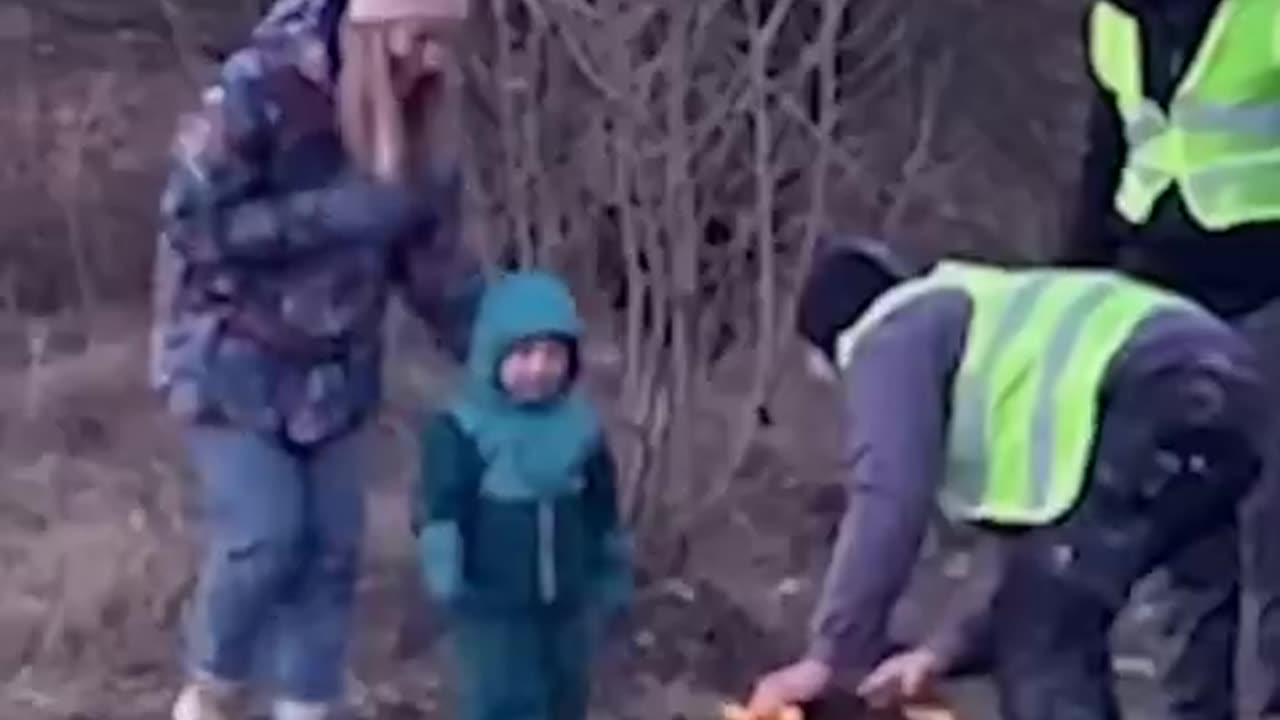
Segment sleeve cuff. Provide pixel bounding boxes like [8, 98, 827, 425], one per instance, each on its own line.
[805, 635, 840, 666]
[920, 632, 963, 673]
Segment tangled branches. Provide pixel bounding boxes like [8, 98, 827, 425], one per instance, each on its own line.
[457, 0, 1087, 569]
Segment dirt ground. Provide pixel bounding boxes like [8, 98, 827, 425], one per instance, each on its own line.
[0, 312, 841, 720]
[0, 312, 1187, 720]
[12, 295, 1278, 720]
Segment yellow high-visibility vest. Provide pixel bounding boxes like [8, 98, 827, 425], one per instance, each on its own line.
[837, 262, 1195, 525]
[1088, 0, 1280, 231]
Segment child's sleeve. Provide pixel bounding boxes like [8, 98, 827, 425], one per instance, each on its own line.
[415, 412, 479, 605]
[583, 439, 633, 613]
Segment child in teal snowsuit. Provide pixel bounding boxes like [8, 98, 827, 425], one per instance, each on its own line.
[415, 270, 632, 720]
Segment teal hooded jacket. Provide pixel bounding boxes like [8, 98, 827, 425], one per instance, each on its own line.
[415, 271, 632, 614]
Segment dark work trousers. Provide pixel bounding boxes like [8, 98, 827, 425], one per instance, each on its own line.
[1239, 305, 1280, 718]
[990, 359, 1264, 720]
[1142, 305, 1280, 720]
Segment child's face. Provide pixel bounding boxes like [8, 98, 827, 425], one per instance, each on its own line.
[498, 336, 573, 404]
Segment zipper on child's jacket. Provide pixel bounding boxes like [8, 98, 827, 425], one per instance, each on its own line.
[538, 501, 557, 603]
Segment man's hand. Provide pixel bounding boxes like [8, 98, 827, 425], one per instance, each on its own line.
[857, 648, 941, 709]
[747, 659, 832, 717]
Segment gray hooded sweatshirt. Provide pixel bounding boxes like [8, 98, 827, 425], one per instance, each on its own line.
[807, 284, 1262, 675]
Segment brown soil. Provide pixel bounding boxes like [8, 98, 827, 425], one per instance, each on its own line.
[0, 313, 1183, 720]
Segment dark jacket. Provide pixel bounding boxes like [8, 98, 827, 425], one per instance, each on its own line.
[418, 414, 627, 613]
[1065, 0, 1280, 319]
[151, 0, 484, 445]
[415, 272, 631, 615]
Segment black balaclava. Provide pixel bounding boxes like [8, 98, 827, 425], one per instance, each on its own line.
[796, 236, 915, 363]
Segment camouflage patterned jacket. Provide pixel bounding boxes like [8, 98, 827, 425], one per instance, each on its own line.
[150, 0, 483, 445]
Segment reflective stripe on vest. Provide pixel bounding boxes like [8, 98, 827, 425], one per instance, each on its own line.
[837, 262, 1193, 525]
[1088, 0, 1280, 231]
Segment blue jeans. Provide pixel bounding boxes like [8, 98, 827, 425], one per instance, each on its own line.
[183, 425, 368, 703]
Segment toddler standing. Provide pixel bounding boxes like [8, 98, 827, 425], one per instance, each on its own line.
[415, 271, 632, 720]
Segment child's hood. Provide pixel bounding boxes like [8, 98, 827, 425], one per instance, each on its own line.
[452, 271, 599, 496]
[464, 271, 584, 393]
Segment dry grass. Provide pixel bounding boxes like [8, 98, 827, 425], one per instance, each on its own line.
[0, 323, 847, 718]
[0, 3, 214, 316]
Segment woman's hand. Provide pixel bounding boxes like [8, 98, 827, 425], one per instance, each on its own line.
[746, 659, 832, 718]
[856, 648, 941, 709]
